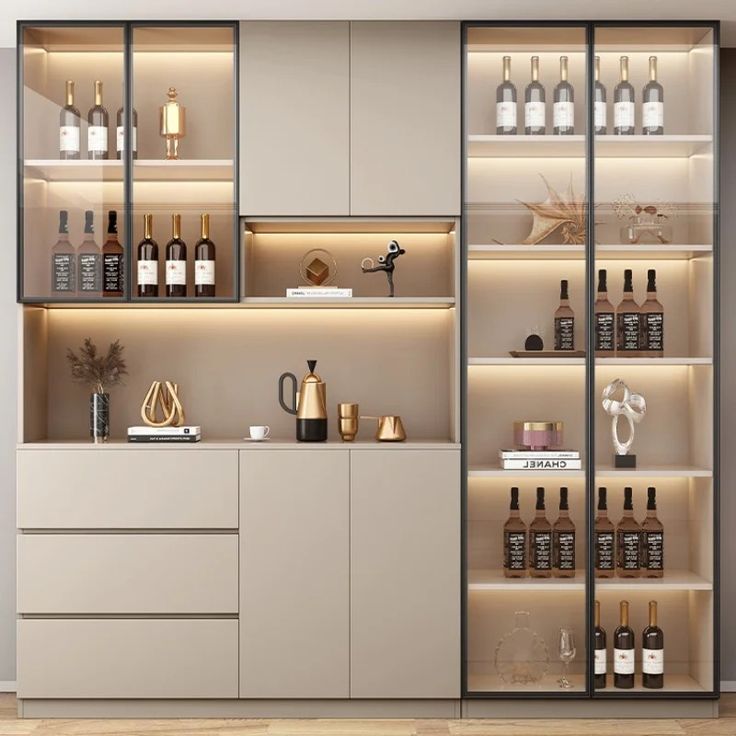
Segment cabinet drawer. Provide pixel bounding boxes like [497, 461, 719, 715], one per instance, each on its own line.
[17, 619, 238, 698]
[17, 449, 238, 529]
[18, 534, 238, 614]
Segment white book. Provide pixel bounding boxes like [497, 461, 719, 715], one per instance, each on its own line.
[499, 449, 580, 460]
[127, 425, 201, 436]
[502, 458, 582, 471]
[286, 288, 353, 298]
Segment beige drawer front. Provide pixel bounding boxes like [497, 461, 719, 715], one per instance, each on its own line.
[17, 618, 238, 698]
[17, 449, 238, 529]
[18, 533, 238, 614]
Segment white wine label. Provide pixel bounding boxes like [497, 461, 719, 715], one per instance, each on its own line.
[614, 648, 635, 675]
[642, 648, 664, 675]
[59, 126, 80, 153]
[116, 126, 138, 153]
[617, 529, 640, 571]
[525, 101, 545, 129]
[166, 260, 186, 286]
[614, 101, 635, 130]
[87, 125, 108, 153]
[643, 530, 664, 570]
[195, 260, 216, 286]
[595, 312, 615, 352]
[554, 530, 575, 570]
[504, 530, 526, 571]
[644, 313, 664, 352]
[553, 101, 574, 129]
[137, 260, 158, 286]
[530, 530, 552, 571]
[594, 101, 607, 129]
[78, 253, 101, 292]
[595, 530, 614, 571]
[555, 316, 575, 351]
[496, 101, 517, 129]
[617, 311, 640, 351]
[642, 101, 664, 129]
[594, 649, 607, 675]
[52, 253, 76, 292]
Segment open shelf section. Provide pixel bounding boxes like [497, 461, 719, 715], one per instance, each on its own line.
[596, 570, 712, 592]
[469, 569, 584, 591]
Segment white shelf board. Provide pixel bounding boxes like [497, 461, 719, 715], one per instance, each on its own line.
[25, 159, 123, 181]
[469, 569, 585, 591]
[24, 159, 233, 182]
[468, 244, 585, 260]
[595, 674, 708, 694]
[470, 357, 585, 366]
[469, 465, 585, 479]
[597, 244, 713, 260]
[240, 297, 455, 309]
[467, 671, 586, 694]
[596, 357, 712, 366]
[596, 465, 712, 478]
[596, 570, 712, 591]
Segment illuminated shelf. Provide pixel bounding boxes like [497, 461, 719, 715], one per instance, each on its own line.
[24, 159, 233, 182]
[24, 159, 122, 181]
[469, 466, 585, 479]
[596, 357, 712, 366]
[594, 674, 708, 694]
[468, 244, 585, 260]
[470, 357, 585, 366]
[596, 465, 712, 478]
[596, 570, 712, 591]
[240, 297, 455, 309]
[467, 672, 586, 694]
[597, 244, 713, 260]
[469, 569, 585, 591]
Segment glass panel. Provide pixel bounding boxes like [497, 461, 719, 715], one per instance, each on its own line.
[464, 25, 589, 695]
[592, 25, 715, 695]
[131, 24, 237, 301]
[22, 25, 126, 301]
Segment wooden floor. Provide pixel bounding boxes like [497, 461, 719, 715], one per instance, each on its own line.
[1, 694, 735, 735]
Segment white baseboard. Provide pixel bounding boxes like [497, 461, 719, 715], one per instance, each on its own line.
[0, 681, 15, 693]
[721, 681, 736, 692]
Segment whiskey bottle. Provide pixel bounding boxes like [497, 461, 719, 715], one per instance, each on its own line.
[77, 210, 102, 295]
[59, 80, 81, 160]
[553, 486, 575, 577]
[640, 487, 664, 578]
[642, 56, 664, 135]
[616, 487, 641, 578]
[553, 56, 575, 135]
[524, 56, 546, 135]
[496, 56, 517, 135]
[165, 213, 187, 298]
[87, 80, 109, 160]
[640, 269, 664, 357]
[51, 209, 76, 294]
[102, 210, 124, 298]
[136, 213, 159, 298]
[554, 279, 575, 351]
[594, 599, 607, 689]
[614, 600, 635, 689]
[594, 487, 615, 578]
[642, 600, 664, 689]
[503, 487, 527, 578]
[194, 213, 216, 298]
[616, 269, 641, 356]
[614, 56, 635, 135]
[594, 268, 615, 356]
[529, 487, 552, 578]
[594, 56, 607, 135]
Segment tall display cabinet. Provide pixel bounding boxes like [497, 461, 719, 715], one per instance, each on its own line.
[463, 21, 718, 703]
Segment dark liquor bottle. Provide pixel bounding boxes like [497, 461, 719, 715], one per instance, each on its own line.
[594, 599, 607, 689]
[642, 56, 664, 135]
[640, 269, 664, 357]
[529, 487, 552, 578]
[165, 213, 187, 298]
[553, 486, 575, 578]
[102, 210, 124, 298]
[642, 600, 664, 689]
[614, 56, 635, 135]
[51, 209, 76, 294]
[524, 56, 545, 135]
[595, 487, 615, 578]
[137, 213, 159, 298]
[77, 210, 101, 295]
[616, 487, 641, 578]
[594, 269, 615, 357]
[554, 279, 575, 351]
[614, 599, 635, 689]
[553, 56, 574, 135]
[59, 80, 81, 160]
[616, 269, 641, 356]
[496, 56, 517, 135]
[87, 80, 109, 160]
[116, 100, 138, 160]
[194, 213, 216, 298]
[640, 487, 664, 578]
[594, 56, 607, 135]
[503, 487, 527, 578]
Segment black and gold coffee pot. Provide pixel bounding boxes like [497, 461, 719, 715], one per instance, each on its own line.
[278, 360, 328, 442]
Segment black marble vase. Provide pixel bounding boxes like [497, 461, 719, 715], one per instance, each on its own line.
[90, 392, 110, 443]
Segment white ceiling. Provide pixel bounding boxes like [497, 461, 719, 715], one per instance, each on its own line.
[4, 0, 736, 47]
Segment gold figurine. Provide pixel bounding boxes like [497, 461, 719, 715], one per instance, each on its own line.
[160, 87, 186, 160]
[140, 380, 185, 427]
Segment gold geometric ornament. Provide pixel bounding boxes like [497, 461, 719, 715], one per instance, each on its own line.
[520, 174, 587, 245]
[140, 381, 185, 428]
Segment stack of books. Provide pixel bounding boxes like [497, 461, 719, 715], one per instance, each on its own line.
[127, 426, 201, 443]
[286, 288, 353, 298]
[499, 449, 581, 471]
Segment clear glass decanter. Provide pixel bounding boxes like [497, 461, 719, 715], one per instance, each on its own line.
[494, 610, 550, 686]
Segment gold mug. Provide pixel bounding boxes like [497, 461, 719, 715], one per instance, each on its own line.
[338, 403, 359, 442]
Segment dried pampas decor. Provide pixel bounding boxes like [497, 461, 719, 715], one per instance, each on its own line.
[520, 174, 587, 245]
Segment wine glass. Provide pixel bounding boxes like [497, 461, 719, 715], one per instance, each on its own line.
[558, 627, 576, 689]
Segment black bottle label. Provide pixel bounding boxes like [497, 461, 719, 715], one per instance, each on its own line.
[618, 312, 640, 351]
[504, 530, 527, 571]
[555, 316, 575, 351]
[595, 531, 614, 570]
[642, 530, 664, 570]
[595, 312, 614, 351]
[103, 253, 124, 293]
[78, 253, 101, 292]
[530, 530, 552, 570]
[617, 530, 640, 570]
[644, 313, 664, 351]
[52, 254, 76, 292]
[553, 530, 575, 570]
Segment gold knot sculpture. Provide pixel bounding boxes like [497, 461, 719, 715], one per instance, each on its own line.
[140, 381, 185, 428]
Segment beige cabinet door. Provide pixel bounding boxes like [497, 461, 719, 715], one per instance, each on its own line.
[350, 449, 461, 698]
[350, 22, 461, 216]
[240, 22, 350, 215]
[240, 449, 350, 697]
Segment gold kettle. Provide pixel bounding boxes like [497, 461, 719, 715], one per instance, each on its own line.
[279, 360, 328, 442]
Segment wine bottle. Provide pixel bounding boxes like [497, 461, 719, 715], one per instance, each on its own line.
[614, 56, 635, 135]
[642, 56, 664, 135]
[51, 209, 76, 294]
[616, 487, 641, 578]
[165, 213, 187, 298]
[614, 600, 635, 689]
[529, 487, 552, 578]
[640, 269, 664, 357]
[552, 486, 575, 578]
[594, 269, 615, 357]
[594, 487, 615, 578]
[496, 56, 517, 135]
[59, 80, 81, 160]
[594, 599, 607, 689]
[553, 56, 574, 135]
[554, 279, 575, 351]
[87, 80, 109, 160]
[616, 269, 641, 356]
[194, 213, 216, 298]
[640, 487, 664, 578]
[137, 214, 159, 298]
[116, 99, 138, 160]
[503, 487, 527, 578]
[524, 56, 546, 135]
[77, 210, 101, 295]
[594, 56, 607, 135]
[642, 600, 664, 689]
[102, 210, 124, 298]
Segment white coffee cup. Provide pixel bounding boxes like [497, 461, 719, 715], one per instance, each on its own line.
[249, 425, 270, 441]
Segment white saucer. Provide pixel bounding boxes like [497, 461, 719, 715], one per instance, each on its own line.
[243, 437, 270, 442]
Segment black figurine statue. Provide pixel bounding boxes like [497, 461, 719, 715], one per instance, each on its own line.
[360, 239, 406, 297]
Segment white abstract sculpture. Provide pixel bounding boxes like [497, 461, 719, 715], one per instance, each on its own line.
[601, 378, 646, 466]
